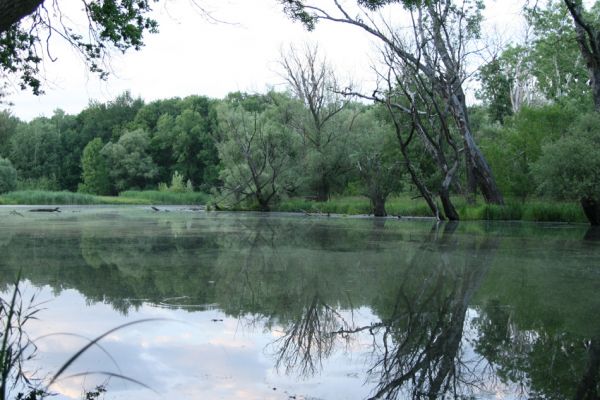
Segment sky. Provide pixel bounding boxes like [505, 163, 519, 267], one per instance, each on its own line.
[3, 0, 525, 121]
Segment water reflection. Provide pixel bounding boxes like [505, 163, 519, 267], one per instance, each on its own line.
[271, 221, 501, 399]
[0, 208, 599, 399]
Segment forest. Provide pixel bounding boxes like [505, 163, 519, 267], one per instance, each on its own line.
[0, 0, 599, 225]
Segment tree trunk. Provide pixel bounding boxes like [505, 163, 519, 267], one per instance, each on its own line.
[450, 91, 504, 205]
[581, 196, 600, 226]
[464, 137, 477, 205]
[564, 0, 600, 112]
[398, 144, 444, 220]
[439, 189, 459, 221]
[315, 177, 329, 202]
[371, 194, 387, 217]
[0, 0, 43, 33]
[257, 197, 270, 212]
[592, 68, 600, 113]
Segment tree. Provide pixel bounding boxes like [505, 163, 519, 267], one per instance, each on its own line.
[562, 0, 600, 111]
[280, 0, 505, 205]
[79, 138, 110, 195]
[1, 0, 158, 96]
[526, 1, 591, 104]
[350, 106, 403, 216]
[216, 92, 300, 211]
[101, 128, 158, 192]
[279, 44, 351, 201]
[0, 156, 16, 193]
[533, 113, 600, 225]
[171, 98, 220, 190]
[9, 116, 61, 188]
[480, 104, 577, 199]
[0, 110, 19, 158]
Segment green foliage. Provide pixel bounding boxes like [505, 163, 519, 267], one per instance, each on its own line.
[1, 1, 158, 96]
[216, 93, 300, 211]
[0, 157, 16, 194]
[533, 113, 600, 200]
[157, 171, 192, 193]
[9, 118, 61, 182]
[80, 138, 110, 195]
[101, 128, 158, 192]
[169, 171, 186, 193]
[0, 111, 19, 159]
[524, 0, 592, 104]
[480, 104, 578, 199]
[476, 50, 517, 123]
[350, 106, 404, 215]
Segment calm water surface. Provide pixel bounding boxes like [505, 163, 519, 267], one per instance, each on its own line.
[0, 206, 599, 399]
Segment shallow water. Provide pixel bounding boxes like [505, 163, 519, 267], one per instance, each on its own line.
[0, 206, 599, 399]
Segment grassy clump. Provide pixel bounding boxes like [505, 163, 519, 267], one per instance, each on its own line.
[118, 190, 209, 205]
[458, 199, 585, 223]
[0, 190, 99, 205]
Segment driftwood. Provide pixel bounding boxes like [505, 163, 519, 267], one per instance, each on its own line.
[28, 207, 60, 213]
[9, 210, 24, 217]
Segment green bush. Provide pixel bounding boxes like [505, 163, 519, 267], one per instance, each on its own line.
[0, 157, 17, 194]
[533, 113, 600, 201]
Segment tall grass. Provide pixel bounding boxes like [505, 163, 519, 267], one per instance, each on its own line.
[1, 274, 41, 399]
[0, 191, 99, 205]
[0, 190, 210, 206]
[458, 200, 586, 223]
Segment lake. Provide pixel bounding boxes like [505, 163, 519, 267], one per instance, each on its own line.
[0, 206, 599, 399]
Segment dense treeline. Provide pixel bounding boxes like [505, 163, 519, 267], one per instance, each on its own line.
[0, 0, 599, 223]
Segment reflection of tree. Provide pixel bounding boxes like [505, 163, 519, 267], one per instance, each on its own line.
[2, 212, 600, 398]
[473, 299, 600, 399]
[270, 222, 501, 399]
[272, 293, 349, 378]
[363, 227, 498, 399]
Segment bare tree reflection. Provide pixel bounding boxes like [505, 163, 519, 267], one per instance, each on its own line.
[271, 293, 352, 377]
[363, 229, 498, 399]
[270, 221, 501, 399]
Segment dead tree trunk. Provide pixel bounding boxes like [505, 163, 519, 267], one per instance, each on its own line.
[564, 0, 600, 112]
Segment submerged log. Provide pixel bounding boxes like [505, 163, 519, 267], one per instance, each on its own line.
[28, 207, 60, 213]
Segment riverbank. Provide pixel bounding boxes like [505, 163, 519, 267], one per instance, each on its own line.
[0, 190, 586, 223]
[274, 196, 586, 223]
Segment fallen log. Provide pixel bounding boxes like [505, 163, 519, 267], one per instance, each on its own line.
[28, 207, 60, 213]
